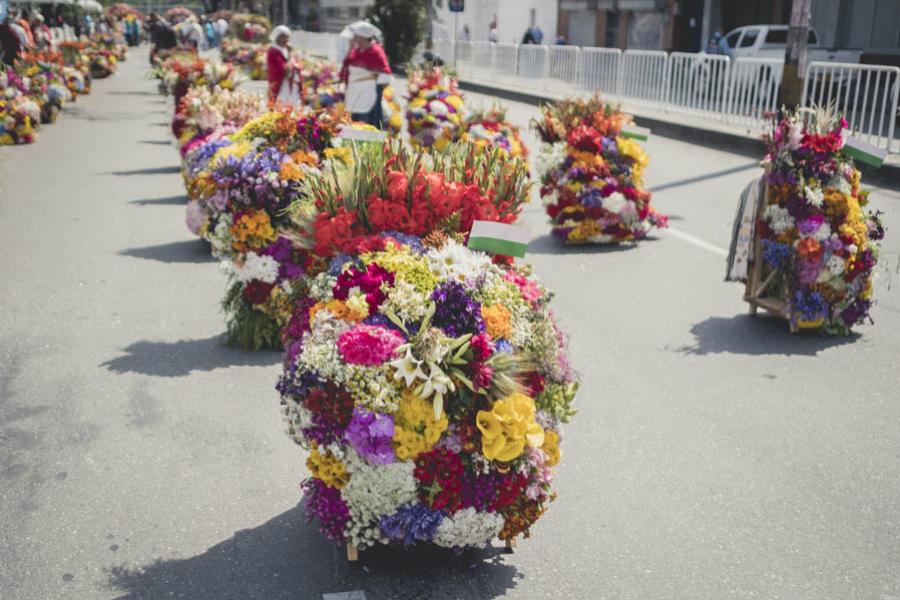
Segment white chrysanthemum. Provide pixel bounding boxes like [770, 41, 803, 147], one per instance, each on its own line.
[233, 252, 279, 284]
[826, 255, 846, 277]
[427, 239, 492, 283]
[308, 272, 338, 302]
[534, 142, 567, 179]
[433, 508, 505, 549]
[603, 192, 627, 214]
[342, 455, 417, 548]
[764, 205, 795, 235]
[804, 185, 824, 208]
[209, 214, 234, 259]
[788, 122, 803, 150]
[384, 280, 428, 323]
[828, 176, 852, 196]
[812, 222, 832, 242]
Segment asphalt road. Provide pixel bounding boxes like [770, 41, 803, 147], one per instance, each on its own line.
[1, 49, 899, 600]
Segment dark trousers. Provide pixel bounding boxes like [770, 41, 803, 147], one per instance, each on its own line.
[351, 84, 387, 129]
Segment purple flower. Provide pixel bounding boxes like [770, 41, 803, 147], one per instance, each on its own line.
[762, 239, 792, 271]
[379, 504, 444, 545]
[792, 289, 827, 321]
[302, 478, 350, 542]
[345, 408, 395, 464]
[262, 237, 305, 281]
[797, 214, 825, 237]
[431, 281, 485, 337]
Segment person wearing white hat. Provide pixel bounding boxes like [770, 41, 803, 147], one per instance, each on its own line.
[339, 20, 391, 128]
[266, 25, 294, 107]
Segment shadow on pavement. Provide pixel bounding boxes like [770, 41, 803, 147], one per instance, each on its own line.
[138, 140, 171, 145]
[119, 239, 212, 263]
[649, 162, 759, 193]
[129, 194, 187, 206]
[528, 233, 653, 255]
[108, 90, 157, 96]
[109, 165, 181, 176]
[101, 335, 279, 377]
[677, 315, 861, 356]
[107, 504, 521, 600]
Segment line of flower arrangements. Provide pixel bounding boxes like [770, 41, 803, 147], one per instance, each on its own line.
[153, 53, 580, 552]
[1, 35, 128, 145]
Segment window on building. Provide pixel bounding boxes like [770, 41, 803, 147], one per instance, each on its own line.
[807, 30, 818, 44]
[348, 7, 359, 18]
[739, 28, 759, 47]
[605, 10, 619, 47]
[325, 7, 337, 18]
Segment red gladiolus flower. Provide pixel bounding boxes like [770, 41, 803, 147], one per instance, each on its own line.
[243, 280, 275, 305]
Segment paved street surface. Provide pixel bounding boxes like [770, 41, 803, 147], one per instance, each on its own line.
[2, 49, 900, 600]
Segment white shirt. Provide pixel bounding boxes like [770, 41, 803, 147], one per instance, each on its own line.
[216, 19, 228, 37]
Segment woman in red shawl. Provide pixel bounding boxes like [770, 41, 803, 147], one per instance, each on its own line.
[340, 21, 391, 128]
[266, 25, 292, 107]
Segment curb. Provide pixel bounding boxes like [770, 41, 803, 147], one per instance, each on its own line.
[457, 79, 900, 190]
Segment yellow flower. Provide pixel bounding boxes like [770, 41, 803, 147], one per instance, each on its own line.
[541, 430, 561, 467]
[324, 146, 352, 165]
[481, 304, 512, 340]
[306, 445, 349, 488]
[477, 393, 545, 463]
[392, 390, 449, 460]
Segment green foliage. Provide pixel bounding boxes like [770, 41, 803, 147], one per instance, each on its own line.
[222, 281, 282, 351]
[366, 0, 425, 67]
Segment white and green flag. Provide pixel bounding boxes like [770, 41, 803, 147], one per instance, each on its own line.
[842, 132, 887, 168]
[619, 124, 650, 142]
[467, 221, 530, 258]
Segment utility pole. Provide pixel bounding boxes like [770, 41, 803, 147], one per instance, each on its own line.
[778, 0, 813, 110]
[426, 0, 434, 50]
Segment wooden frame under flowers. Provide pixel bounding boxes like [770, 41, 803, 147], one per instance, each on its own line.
[345, 538, 516, 562]
[743, 179, 798, 333]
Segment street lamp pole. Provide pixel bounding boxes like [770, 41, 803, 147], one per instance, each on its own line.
[778, 0, 813, 111]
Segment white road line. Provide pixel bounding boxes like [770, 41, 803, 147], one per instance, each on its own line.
[323, 592, 367, 600]
[664, 226, 729, 257]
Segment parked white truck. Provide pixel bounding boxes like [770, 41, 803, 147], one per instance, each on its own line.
[719, 25, 862, 64]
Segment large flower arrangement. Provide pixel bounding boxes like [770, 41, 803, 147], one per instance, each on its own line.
[154, 56, 240, 102]
[405, 66, 464, 151]
[173, 86, 262, 144]
[220, 40, 268, 80]
[191, 107, 349, 349]
[278, 143, 576, 551]
[462, 106, 528, 159]
[297, 56, 342, 109]
[381, 85, 402, 135]
[532, 96, 667, 244]
[1, 68, 38, 145]
[758, 107, 884, 334]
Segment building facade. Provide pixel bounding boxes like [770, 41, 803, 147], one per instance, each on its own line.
[318, 0, 374, 33]
[431, 0, 558, 46]
[556, 0, 900, 64]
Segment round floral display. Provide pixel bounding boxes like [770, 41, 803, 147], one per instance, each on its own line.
[279, 235, 578, 550]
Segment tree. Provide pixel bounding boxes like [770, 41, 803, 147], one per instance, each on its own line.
[366, 0, 425, 68]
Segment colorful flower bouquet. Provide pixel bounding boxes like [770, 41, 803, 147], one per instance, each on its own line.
[756, 107, 884, 334]
[405, 66, 464, 151]
[220, 39, 268, 80]
[173, 86, 262, 145]
[381, 85, 403, 136]
[277, 142, 576, 553]
[154, 56, 241, 103]
[532, 96, 667, 244]
[190, 108, 349, 349]
[1, 68, 38, 145]
[462, 106, 528, 159]
[297, 56, 343, 109]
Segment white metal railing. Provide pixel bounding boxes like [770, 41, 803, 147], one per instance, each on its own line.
[803, 62, 899, 152]
[292, 33, 900, 154]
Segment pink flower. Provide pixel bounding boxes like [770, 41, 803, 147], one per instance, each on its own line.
[337, 324, 406, 366]
[503, 271, 542, 305]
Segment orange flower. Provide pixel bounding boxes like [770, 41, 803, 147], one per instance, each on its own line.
[481, 304, 512, 339]
[796, 238, 822, 261]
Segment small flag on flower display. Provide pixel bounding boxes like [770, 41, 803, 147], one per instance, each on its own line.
[339, 127, 386, 145]
[841, 131, 887, 168]
[620, 123, 650, 142]
[467, 221, 530, 258]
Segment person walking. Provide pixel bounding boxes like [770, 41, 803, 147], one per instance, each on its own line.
[488, 21, 498, 43]
[1, 16, 24, 66]
[339, 20, 391, 128]
[531, 24, 544, 44]
[266, 25, 293, 107]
